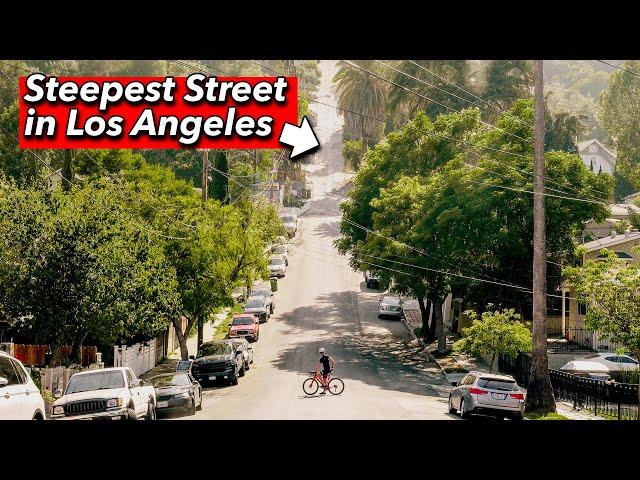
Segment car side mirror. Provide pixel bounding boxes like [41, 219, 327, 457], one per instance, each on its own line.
[189, 355, 195, 360]
[54, 388, 63, 398]
[0, 376, 8, 387]
[130, 379, 141, 387]
[451, 382, 458, 387]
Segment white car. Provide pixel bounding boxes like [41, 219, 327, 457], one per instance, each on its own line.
[559, 360, 610, 375]
[280, 214, 297, 238]
[268, 254, 287, 278]
[271, 243, 289, 266]
[51, 367, 157, 420]
[0, 351, 46, 420]
[582, 353, 639, 372]
[378, 296, 404, 319]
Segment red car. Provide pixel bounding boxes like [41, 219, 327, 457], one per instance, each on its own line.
[228, 314, 260, 342]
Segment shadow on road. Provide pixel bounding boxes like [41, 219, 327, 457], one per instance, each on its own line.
[271, 289, 448, 399]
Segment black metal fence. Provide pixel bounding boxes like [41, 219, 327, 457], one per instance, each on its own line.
[546, 327, 624, 353]
[549, 369, 639, 420]
[498, 353, 531, 387]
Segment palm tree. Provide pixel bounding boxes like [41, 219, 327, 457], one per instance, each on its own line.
[333, 61, 388, 147]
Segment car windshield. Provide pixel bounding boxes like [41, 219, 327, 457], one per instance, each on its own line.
[269, 257, 284, 265]
[273, 245, 286, 254]
[65, 371, 125, 394]
[246, 298, 264, 308]
[477, 378, 517, 391]
[150, 374, 191, 387]
[281, 216, 295, 223]
[232, 316, 254, 325]
[382, 297, 400, 305]
[252, 289, 270, 297]
[198, 343, 231, 357]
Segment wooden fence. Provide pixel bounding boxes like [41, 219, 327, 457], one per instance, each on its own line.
[114, 339, 157, 377]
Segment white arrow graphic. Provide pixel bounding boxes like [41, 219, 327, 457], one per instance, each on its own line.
[279, 116, 320, 159]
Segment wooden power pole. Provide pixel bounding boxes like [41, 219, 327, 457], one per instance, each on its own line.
[198, 149, 209, 349]
[525, 60, 556, 413]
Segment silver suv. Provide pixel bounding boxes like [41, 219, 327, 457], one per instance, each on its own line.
[448, 371, 525, 420]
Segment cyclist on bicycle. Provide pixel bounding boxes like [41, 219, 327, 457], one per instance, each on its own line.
[312, 347, 335, 395]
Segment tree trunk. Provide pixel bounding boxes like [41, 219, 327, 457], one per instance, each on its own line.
[490, 353, 495, 373]
[71, 332, 88, 366]
[418, 297, 429, 338]
[427, 301, 436, 342]
[62, 149, 73, 192]
[172, 316, 196, 361]
[434, 299, 446, 354]
[197, 317, 203, 350]
[525, 60, 556, 414]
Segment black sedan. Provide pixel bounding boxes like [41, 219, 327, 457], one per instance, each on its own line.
[149, 373, 203, 416]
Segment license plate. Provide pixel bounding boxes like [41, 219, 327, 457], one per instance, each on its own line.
[492, 393, 507, 400]
[157, 401, 169, 408]
[209, 376, 217, 380]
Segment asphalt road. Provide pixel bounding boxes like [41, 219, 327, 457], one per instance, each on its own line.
[177, 61, 451, 420]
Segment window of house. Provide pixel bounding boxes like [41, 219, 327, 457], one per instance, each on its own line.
[578, 302, 587, 315]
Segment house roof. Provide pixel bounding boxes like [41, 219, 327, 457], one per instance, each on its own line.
[577, 138, 616, 159]
[609, 203, 640, 216]
[582, 231, 640, 253]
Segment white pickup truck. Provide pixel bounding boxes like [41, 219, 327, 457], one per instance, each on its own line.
[50, 367, 156, 420]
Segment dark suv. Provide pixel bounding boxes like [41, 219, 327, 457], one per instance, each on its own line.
[190, 340, 243, 386]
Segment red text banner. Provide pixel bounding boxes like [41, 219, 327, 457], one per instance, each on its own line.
[18, 75, 298, 149]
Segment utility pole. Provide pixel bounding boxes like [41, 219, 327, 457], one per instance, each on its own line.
[253, 150, 258, 196]
[525, 60, 556, 414]
[198, 149, 209, 349]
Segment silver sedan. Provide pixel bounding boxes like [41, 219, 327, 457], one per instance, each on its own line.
[378, 296, 404, 319]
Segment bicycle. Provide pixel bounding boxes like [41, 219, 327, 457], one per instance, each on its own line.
[302, 370, 344, 396]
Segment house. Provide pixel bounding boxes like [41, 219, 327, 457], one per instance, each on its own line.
[577, 139, 616, 175]
[584, 203, 640, 239]
[622, 192, 640, 205]
[558, 229, 640, 350]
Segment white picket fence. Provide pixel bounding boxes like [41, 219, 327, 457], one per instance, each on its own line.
[113, 339, 157, 377]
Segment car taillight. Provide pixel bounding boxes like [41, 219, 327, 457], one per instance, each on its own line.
[469, 388, 488, 395]
[510, 393, 525, 400]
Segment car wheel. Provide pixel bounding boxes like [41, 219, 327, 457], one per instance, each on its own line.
[245, 360, 250, 371]
[511, 413, 523, 421]
[145, 401, 156, 420]
[196, 394, 203, 411]
[230, 374, 238, 386]
[460, 399, 470, 419]
[124, 407, 138, 421]
[188, 397, 196, 416]
[239, 365, 245, 377]
[448, 395, 457, 414]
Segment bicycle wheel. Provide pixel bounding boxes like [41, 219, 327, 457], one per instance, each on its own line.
[327, 378, 344, 395]
[302, 378, 319, 395]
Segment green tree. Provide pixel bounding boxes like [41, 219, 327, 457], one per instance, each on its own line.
[342, 139, 367, 171]
[453, 309, 532, 373]
[333, 61, 388, 145]
[483, 60, 533, 111]
[209, 151, 229, 203]
[600, 60, 640, 192]
[564, 248, 640, 413]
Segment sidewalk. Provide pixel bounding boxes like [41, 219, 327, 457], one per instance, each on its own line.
[140, 309, 228, 381]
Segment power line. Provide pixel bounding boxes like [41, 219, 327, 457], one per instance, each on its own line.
[596, 60, 640, 78]
[342, 60, 531, 144]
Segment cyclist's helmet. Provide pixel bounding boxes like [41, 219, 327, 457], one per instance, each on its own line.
[319, 347, 325, 354]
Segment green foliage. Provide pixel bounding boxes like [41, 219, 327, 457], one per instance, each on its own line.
[564, 249, 640, 357]
[482, 60, 533, 111]
[453, 309, 532, 372]
[209, 151, 229, 203]
[342, 139, 367, 171]
[600, 60, 640, 192]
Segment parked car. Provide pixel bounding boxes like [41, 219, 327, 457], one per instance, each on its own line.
[583, 353, 639, 372]
[191, 340, 242, 386]
[0, 351, 46, 420]
[448, 372, 525, 420]
[50, 367, 156, 420]
[251, 283, 275, 314]
[280, 213, 297, 237]
[559, 360, 611, 376]
[230, 338, 254, 371]
[229, 313, 260, 342]
[149, 372, 202, 416]
[271, 243, 289, 266]
[244, 295, 271, 323]
[378, 295, 404, 319]
[268, 254, 287, 278]
[364, 271, 380, 289]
